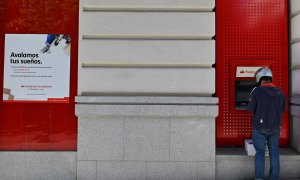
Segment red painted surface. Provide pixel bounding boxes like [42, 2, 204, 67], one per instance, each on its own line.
[0, 0, 78, 150]
[216, 0, 289, 146]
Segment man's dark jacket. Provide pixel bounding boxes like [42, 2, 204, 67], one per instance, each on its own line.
[248, 84, 286, 130]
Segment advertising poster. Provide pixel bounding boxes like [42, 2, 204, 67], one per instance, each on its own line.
[3, 34, 71, 102]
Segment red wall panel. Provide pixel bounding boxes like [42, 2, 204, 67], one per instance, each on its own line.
[0, 0, 78, 150]
[216, 0, 289, 146]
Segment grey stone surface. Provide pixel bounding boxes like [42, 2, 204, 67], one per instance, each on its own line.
[81, 12, 214, 36]
[75, 99, 218, 178]
[292, 69, 300, 96]
[291, 97, 300, 105]
[216, 148, 300, 180]
[216, 155, 254, 180]
[198, 162, 215, 180]
[291, 114, 300, 153]
[291, 14, 300, 41]
[0, 152, 76, 180]
[170, 118, 215, 161]
[77, 117, 123, 160]
[81, 0, 215, 6]
[77, 161, 97, 180]
[147, 162, 198, 180]
[76, 103, 218, 179]
[290, 0, 300, 17]
[76, 104, 218, 118]
[291, 105, 300, 117]
[79, 0, 216, 97]
[280, 157, 300, 179]
[80, 40, 215, 66]
[124, 117, 169, 161]
[97, 161, 123, 180]
[122, 162, 147, 180]
[291, 0, 300, 156]
[75, 96, 218, 105]
[78, 68, 216, 95]
[97, 161, 147, 180]
[291, 42, 300, 67]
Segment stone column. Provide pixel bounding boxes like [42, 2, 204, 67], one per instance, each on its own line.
[76, 96, 218, 180]
[290, 0, 300, 153]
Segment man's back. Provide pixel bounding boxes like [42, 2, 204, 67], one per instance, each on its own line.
[248, 84, 286, 130]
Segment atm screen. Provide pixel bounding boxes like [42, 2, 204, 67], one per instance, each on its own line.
[235, 80, 257, 110]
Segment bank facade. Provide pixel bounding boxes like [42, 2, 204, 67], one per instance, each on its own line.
[0, 0, 300, 179]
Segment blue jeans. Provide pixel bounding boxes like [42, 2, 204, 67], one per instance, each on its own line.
[252, 129, 280, 180]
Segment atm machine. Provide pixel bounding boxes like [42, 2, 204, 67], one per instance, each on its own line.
[234, 66, 262, 110]
[216, 0, 289, 146]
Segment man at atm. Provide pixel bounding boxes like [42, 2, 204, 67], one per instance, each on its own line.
[248, 67, 286, 180]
